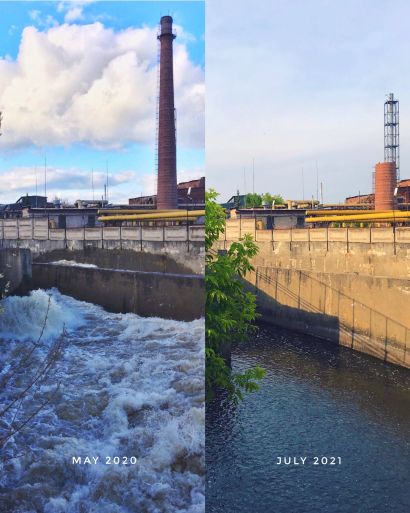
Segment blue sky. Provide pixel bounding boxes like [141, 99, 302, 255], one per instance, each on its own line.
[207, 0, 410, 203]
[0, 1, 204, 203]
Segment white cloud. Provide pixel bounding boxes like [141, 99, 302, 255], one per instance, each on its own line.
[28, 10, 58, 29]
[0, 165, 204, 204]
[8, 25, 17, 36]
[0, 165, 135, 201]
[65, 7, 84, 22]
[0, 22, 204, 151]
[206, 0, 410, 202]
[57, 1, 93, 22]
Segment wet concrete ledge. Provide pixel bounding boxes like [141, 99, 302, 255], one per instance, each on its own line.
[32, 263, 204, 322]
[0, 248, 32, 294]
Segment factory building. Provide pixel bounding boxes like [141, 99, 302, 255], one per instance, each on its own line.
[129, 177, 205, 209]
[232, 208, 306, 229]
[346, 179, 410, 208]
[0, 196, 52, 218]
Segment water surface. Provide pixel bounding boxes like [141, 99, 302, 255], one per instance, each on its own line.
[0, 289, 204, 513]
[206, 324, 410, 513]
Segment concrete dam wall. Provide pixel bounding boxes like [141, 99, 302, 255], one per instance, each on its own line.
[34, 247, 198, 276]
[218, 225, 410, 369]
[32, 263, 204, 321]
[0, 220, 205, 274]
[1, 246, 204, 321]
[0, 248, 32, 294]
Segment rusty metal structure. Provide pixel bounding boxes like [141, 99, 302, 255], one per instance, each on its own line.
[384, 93, 400, 180]
[374, 162, 397, 210]
[156, 16, 178, 210]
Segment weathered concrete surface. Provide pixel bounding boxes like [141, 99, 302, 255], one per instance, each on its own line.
[34, 248, 198, 275]
[245, 267, 410, 368]
[1, 239, 204, 275]
[0, 220, 205, 274]
[247, 240, 410, 280]
[32, 263, 204, 321]
[219, 228, 410, 369]
[0, 248, 32, 294]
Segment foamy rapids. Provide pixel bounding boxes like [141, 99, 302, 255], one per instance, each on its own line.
[0, 289, 204, 513]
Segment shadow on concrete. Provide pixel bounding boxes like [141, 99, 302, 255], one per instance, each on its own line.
[244, 267, 409, 367]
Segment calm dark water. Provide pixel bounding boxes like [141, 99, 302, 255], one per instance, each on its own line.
[206, 325, 410, 513]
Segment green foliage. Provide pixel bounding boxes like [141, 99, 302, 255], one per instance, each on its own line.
[272, 194, 285, 205]
[206, 190, 265, 401]
[262, 193, 273, 206]
[262, 193, 285, 206]
[245, 193, 262, 208]
[246, 192, 284, 208]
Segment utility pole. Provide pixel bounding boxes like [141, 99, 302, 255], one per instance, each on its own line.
[44, 155, 47, 199]
[252, 158, 255, 194]
[35, 167, 38, 207]
[243, 167, 246, 195]
[302, 167, 305, 200]
[106, 160, 109, 204]
[91, 168, 95, 201]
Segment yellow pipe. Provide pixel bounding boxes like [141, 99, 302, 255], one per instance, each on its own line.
[99, 216, 200, 222]
[98, 209, 179, 215]
[306, 211, 410, 223]
[99, 215, 200, 222]
[306, 209, 389, 216]
[98, 210, 205, 222]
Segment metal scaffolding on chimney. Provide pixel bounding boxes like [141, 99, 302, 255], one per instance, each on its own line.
[384, 93, 400, 181]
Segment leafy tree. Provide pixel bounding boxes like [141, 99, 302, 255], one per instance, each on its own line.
[262, 193, 274, 206]
[245, 193, 262, 208]
[272, 194, 285, 205]
[262, 193, 285, 206]
[206, 190, 265, 401]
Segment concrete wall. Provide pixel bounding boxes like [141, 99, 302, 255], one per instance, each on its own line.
[220, 225, 410, 369]
[217, 225, 410, 279]
[0, 218, 204, 243]
[245, 267, 410, 368]
[0, 221, 205, 274]
[34, 248, 198, 275]
[0, 248, 32, 294]
[32, 263, 204, 321]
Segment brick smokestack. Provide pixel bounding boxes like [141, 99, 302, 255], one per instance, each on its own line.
[374, 161, 397, 210]
[156, 15, 178, 210]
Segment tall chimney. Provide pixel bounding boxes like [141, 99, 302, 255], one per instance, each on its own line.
[156, 16, 178, 210]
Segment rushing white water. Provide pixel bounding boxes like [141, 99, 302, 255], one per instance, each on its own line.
[0, 289, 204, 513]
[51, 260, 99, 268]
